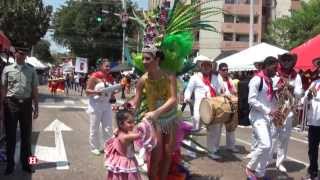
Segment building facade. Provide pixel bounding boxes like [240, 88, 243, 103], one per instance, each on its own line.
[148, 0, 305, 59]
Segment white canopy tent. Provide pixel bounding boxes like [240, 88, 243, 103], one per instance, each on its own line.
[26, 57, 48, 69]
[217, 43, 288, 72]
[1, 55, 14, 63]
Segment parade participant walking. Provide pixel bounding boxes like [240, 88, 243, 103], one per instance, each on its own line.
[86, 59, 114, 155]
[209, 63, 239, 153]
[184, 55, 223, 159]
[129, 45, 178, 180]
[246, 57, 279, 179]
[104, 109, 142, 180]
[302, 59, 320, 180]
[270, 53, 304, 172]
[1, 45, 39, 175]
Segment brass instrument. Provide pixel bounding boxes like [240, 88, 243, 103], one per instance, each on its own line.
[274, 77, 299, 128]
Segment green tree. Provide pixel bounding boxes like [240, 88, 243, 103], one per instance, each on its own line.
[52, 0, 140, 66]
[33, 39, 55, 63]
[0, 0, 52, 48]
[265, 0, 320, 49]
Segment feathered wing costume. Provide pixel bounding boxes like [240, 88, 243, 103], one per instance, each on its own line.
[130, 0, 221, 179]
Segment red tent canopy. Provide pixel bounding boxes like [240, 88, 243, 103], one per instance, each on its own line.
[0, 31, 12, 52]
[292, 34, 320, 71]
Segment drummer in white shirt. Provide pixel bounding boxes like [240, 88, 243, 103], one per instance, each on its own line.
[184, 55, 224, 159]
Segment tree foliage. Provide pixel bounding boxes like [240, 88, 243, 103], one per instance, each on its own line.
[265, 0, 320, 49]
[52, 0, 140, 65]
[33, 39, 55, 63]
[0, 0, 52, 48]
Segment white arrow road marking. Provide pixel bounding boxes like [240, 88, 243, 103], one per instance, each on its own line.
[34, 119, 73, 170]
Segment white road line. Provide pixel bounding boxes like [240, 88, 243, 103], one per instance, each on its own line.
[40, 105, 87, 109]
[222, 133, 309, 167]
[64, 100, 75, 105]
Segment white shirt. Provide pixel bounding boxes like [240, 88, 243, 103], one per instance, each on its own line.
[184, 72, 222, 102]
[218, 74, 237, 96]
[272, 73, 304, 118]
[248, 75, 277, 122]
[303, 79, 320, 126]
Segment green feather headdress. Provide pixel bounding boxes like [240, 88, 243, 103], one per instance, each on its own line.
[132, 0, 221, 74]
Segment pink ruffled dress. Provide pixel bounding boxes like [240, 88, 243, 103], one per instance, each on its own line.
[104, 137, 141, 180]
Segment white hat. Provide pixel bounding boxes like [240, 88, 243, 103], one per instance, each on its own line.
[193, 55, 213, 64]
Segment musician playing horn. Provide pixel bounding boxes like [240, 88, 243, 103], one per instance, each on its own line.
[302, 58, 320, 180]
[184, 55, 223, 159]
[246, 57, 280, 179]
[270, 53, 304, 172]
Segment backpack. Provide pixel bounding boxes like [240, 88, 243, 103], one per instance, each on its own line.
[238, 77, 263, 126]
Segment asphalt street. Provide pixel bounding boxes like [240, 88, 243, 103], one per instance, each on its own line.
[0, 86, 316, 180]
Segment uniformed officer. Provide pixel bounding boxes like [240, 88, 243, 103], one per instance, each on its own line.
[0, 44, 39, 175]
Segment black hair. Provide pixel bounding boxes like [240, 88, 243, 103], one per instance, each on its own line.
[115, 109, 134, 129]
[262, 56, 278, 69]
[218, 63, 228, 70]
[155, 51, 165, 62]
[278, 53, 297, 62]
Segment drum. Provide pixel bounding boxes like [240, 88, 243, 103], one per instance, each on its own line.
[199, 96, 238, 126]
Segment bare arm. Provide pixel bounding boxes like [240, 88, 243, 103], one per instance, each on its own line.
[32, 86, 39, 119]
[122, 132, 141, 142]
[128, 78, 144, 109]
[85, 77, 101, 96]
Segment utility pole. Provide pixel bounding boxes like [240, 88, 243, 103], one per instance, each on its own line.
[249, 0, 254, 47]
[121, 0, 127, 64]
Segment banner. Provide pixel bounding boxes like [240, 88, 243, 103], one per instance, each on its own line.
[75, 57, 88, 73]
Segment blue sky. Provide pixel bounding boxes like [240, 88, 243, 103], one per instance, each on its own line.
[43, 0, 148, 53]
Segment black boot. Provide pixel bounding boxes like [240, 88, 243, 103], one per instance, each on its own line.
[4, 162, 14, 175]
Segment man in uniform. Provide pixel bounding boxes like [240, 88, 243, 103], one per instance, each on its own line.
[0, 44, 39, 175]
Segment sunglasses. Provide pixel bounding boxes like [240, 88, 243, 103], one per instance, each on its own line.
[16, 51, 27, 55]
[220, 68, 228, 72]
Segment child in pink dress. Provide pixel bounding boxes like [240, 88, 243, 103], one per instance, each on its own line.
[104, 109, 142, 180]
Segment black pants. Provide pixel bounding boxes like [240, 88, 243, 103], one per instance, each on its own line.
[4, 97, 33, 167]
[308, 125, 320, 178]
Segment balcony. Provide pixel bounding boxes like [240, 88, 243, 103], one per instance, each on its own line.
[224, 4, 261, 16]
[291, 0, 301, 11]
[221, 41, 250, 51]
[222, 23, 261, 34]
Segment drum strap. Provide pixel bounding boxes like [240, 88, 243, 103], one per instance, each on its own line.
[225, 96, 236, 120]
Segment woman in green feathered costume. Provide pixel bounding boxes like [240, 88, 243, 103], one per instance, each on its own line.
[128, 1, 221, 179]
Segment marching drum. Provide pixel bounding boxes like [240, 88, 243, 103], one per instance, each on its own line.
[199, 96, 238, 126]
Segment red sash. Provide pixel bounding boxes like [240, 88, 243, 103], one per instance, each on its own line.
[256, 71, 273, 100]
[202, 73, 216, 97]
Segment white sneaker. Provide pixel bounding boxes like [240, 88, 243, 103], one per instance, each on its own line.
[91, 149, 101, 156]
[186, 150, 197, 158]
[277, 164, 287, 173]
[208, 152, 221, 160]
[245, 152, 252, 159]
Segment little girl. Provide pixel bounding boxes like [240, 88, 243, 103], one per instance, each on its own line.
[104, 109, 142, 180]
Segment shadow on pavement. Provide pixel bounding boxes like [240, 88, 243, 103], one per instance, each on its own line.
[35, 162, 57, 170]
[190, 174, 221, 180]
[266, 169, 295, 180]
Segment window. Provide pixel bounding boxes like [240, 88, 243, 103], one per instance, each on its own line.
[224, 14, 234, 23]
[223, 33, 233, 41]
[236, 34, 249, 42]
[225, 0, 235, 4]
[235, 15, 259, 24]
